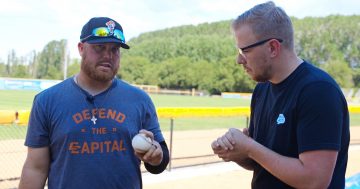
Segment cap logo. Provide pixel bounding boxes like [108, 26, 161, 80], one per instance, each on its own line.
[106, 20, 116, 35]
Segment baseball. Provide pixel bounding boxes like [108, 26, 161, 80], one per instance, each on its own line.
[132, 133, 153, 153]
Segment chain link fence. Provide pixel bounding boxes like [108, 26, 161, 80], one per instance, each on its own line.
[0, 124, 27, 189]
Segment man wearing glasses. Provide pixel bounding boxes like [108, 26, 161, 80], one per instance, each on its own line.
[212, 2, 349, 189]
[19, 17, 169, 189]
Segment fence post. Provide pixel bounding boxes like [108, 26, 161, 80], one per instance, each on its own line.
[15, 111, 19, 124]
[246, 116, 249, 128]
[168, 118, 174, 171]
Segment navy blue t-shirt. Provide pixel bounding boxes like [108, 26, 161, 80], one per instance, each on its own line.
[25, 77, 165, 189]
[249, 61, 350, 189]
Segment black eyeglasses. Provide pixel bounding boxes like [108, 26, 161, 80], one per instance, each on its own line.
[238, 38, 283, 56]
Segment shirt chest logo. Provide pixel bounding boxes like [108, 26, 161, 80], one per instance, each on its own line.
[276, 114, 286, 125]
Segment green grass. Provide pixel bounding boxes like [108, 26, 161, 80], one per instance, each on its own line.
[151, 94, 251, 131]
[350, 113, 360, 127]
[0, 90, 38, 110]
[0, 90, 359, 140]
[150, 94, 251, 107]
[0, 90, 250, 110]
[0, 124, 28, 140]
[0, 90, 252, 140]
[159, 116, 249, 131]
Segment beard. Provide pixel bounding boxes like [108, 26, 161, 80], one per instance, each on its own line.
[250, 55, 272, 83]
[81, 54, 119, 82]
[252, 69, 271, 82]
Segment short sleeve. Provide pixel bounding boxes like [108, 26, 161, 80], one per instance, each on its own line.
[25, 95, 50, 147]
[143, 95, 164, 143]
[297, 82, 346, 153]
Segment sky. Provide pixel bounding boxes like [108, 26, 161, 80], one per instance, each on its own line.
[0, 0, 359, 62]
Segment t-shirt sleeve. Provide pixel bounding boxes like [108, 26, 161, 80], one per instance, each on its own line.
[297, 82, 346, 153]
[24, 95, 50, 147]
[143, 96, 164, 143]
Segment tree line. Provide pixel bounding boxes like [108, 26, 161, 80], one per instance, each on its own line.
[1, 15, 359, 95]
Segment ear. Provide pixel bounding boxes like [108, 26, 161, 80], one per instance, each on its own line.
[78, 42, 84, 56]
[269, 39, 281, 58]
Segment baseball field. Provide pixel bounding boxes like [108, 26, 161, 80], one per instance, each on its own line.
[0, 90, 359, 189]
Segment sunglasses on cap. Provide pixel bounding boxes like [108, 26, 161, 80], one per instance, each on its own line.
[81, 27, 126, 43]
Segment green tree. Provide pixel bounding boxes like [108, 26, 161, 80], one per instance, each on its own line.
[0, 62, 7, 77]
[66, 58, 81, 78]
[36, 39, 67, 79]
[119, 56, 153, 84]
[322, 59, 353, 88]
[6, 50, 18, 76]
[352, 68, 360, 88]
[12, 63, 28, 78]
[2, 15, 359, 94]
[157, 57, 194, 89]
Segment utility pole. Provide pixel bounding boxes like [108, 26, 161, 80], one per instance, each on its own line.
[63, 41, 69, 80]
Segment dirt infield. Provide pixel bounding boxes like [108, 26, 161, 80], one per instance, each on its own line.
[143, 127, 360, 189]
[0, 127, 359, 189]
[143, 145, 360, 189]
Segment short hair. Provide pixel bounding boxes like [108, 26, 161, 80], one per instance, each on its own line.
[232, 1, 294, 50]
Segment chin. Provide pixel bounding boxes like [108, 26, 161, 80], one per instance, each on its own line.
[253, 77, 268, 83]
[93, 72, 116, 82]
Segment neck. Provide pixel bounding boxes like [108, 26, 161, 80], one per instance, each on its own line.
[269, 52, 302, 84]
[75, 73, 113, 95]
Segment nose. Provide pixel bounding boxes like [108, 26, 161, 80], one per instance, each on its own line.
[103, 49, 113, 59]
[236, 54, 246, 65]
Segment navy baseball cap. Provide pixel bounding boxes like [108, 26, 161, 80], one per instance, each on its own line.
[80, 17, 130, 49]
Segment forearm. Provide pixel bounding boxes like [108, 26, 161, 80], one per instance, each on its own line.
[18, 166, 48, 189]
[19, 147, 50, 189]
[145, 141, 169, 174]
[247, 140, 333, 189]
[235, 157, 256, 170]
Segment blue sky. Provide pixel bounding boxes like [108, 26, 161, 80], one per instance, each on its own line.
[0, 0, 359, 62]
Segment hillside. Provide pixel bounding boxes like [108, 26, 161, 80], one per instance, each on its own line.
[119, 15, 360, 94]
[1, 15, 359, 95]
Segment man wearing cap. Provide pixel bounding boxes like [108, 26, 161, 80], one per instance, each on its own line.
[19, 17, 169, 189]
